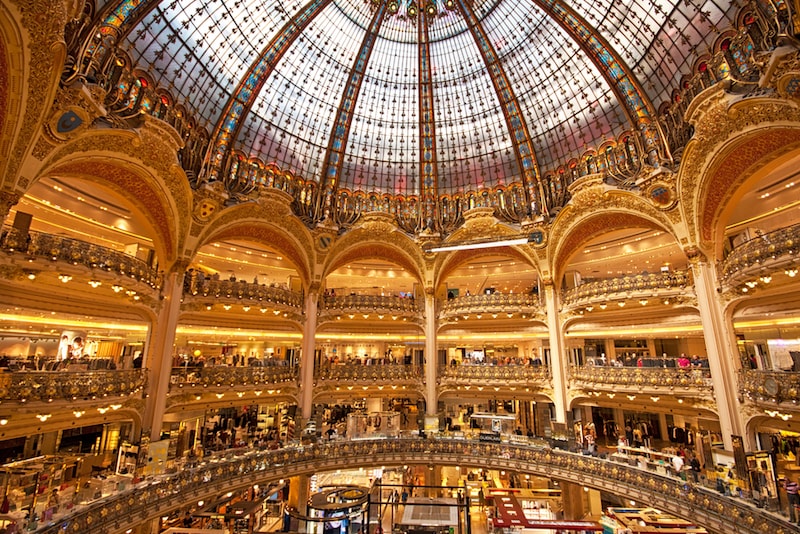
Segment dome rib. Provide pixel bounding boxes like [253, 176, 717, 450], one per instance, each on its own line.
[206, 0, 335, 182]
[419, 15, 440, 231]
[531, 0, 671, 164]
[454, 0, 548, 217]
[319, 2, 392, 222]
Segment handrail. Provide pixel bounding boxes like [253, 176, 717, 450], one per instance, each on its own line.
[0, 226, 162, 289]
[314, 364, 421, 382]
[33, 437, 794, 534]
[169, 366, 298, 390]
[569, 365, 713, 391]
[0, 369, 147, 403]
[720, 223, 800, 287]
[439, 364, 550, 383]
[321, 294, 420, 313]
[739, 369, 800, 405]
[440, 293, 541, 314]
[562, 271, 691, 306]
[183, 272, 303, 309]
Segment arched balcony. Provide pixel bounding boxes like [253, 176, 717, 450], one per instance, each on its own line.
[0, 368, 147, 404]
[313, 364, 423, 399]
[318, 294, 421, 322]
[739, 369, 800, 407]
[34, 437, 793, 534]
[561, 271, 692, 309]
[720, 222, 800, 292]
[167, 366, 299, 409]
[182, 273, 304, 316]
[439, 293, 542, 321]
[438, 364, 551, 392]
[0, 225, 162, 294]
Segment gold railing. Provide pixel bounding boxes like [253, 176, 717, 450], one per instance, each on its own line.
[35, 437, 795, 534]
[439, 364, 550, 386]
[0, 226, 162, 289]
[0, 369, 147, 403]
[440, 293, 541, 315]
[183, 273, 304, 310]
[562, 271, 691, 307]
[720, 223, 800, 289]
[321, 294, 420, 314]
[315, 364, 421, 383]
[169, 365, 298, 390]
[569, 365, 713, 392]
[738, 370, 800, 405]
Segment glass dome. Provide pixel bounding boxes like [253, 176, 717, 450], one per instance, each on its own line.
[114, 0, 736, 217]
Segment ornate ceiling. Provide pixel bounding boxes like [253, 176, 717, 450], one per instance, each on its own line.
[110, 0, 735, 195]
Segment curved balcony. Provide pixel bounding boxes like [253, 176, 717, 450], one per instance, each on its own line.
[0, 368, 147, 403]
[35, 437, 792, 534]
[720, 222, 800, 291]
[739, 370, 800, 406]
[319, 294, 421, 323]
[313, 364, 423, 398]
[182, 275, 304, 313]
[438, 364, 551, 398]
[562, 271, 692, 309]
[169, 365, 298, 390]
[0, 225, 162, 290]
[569, 365, 713, 395]
[440, 293, 542, 320]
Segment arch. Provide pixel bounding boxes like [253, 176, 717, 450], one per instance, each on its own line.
[435, 247, 539, 292]
[195, 202, 315, 288]
[0, 2, 24, 187]
[549, 206, 678, 290]
[695, 129, 800, 257]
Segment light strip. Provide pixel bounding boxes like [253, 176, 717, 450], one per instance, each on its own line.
[429, 237, 529, 253]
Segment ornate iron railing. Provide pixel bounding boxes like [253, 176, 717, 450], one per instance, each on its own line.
[569, 365, 713, 392]
[0, 369, 147, 403]
[169, 366, 298, 390]
[321, 294, 420, 314]
[562, 271, 691, 307]
[738, 370, 800, 405]
[315, 364, 421, 383]
[440, 293, 541, 315]
[183, 272, 303, 310]
[439, 364, 550, 385]
[0, 226, 162, 289]
[34, 437, 795, 534]
[720, 222, 800, 290]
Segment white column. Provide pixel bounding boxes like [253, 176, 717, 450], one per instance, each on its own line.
[543, 283, 568, 423]
[424, 291, 438, 417]
[691, 258, 742, 450]
[143, 268, 185, 440]
[299, 288, 319, 422]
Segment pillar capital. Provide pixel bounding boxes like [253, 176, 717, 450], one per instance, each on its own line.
[0, 190, 21, 220]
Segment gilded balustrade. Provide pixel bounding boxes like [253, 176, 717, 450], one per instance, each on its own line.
[320, 294, 420, 315]
[0, 369, 147, 403]
[562, 271, 691, 308]
[569, 365, 713, 393]
[720, 223, 800, 290]
[169, 366, 298, 390]
[34, 437, 794, 534]
[738, 370, 800, 405]
[0, 226, 162, 290]
[315, 364, 422, 384]
[440, 293, 541, 317]
[439, 364, 551, 388]
[183, 274, 303, 311]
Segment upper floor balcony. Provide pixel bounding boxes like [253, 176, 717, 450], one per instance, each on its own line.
[439, 293, 542, 322]
[318, 294, 421, 323]
[738, 370, 800, 407]
[562, 271, 692, 310]
[0, 368, 147, 404]
[438, 364, 552, 398]
[167, 365, 299, 408]
[313, 364, 423, 399]
[182, 272, 304, 316]
[569, 365, 713, 397]
[720, 222, 800, 293]
[0, 225, 162, 295]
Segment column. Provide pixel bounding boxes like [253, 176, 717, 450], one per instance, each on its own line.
[690, 257, 742, 450]
[543, 283, 568, 423]
[424, 290, 438, 419]
[142, 266, 186, 440]
[299, 287, 319, 423]
[658, 413, 669, 443]
[287, 475, 310, 532]
[0, 191, 20, 221]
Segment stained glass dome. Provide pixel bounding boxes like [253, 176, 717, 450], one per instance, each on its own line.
[110, 0, 736, 214]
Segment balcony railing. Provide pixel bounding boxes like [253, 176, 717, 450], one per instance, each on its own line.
[0, 369, 147, 403]
[315, 364, 421, 383]
[739, 370, 800, 405]
[569, 365, 713, 392]
[321, 294, 420, 314]
[34, 437, 793, 534]
[720, 222, 800, 290]
[440, 293, 541, 316]
[562, 271, 691, 307]
[183, 274, 304, 310]
[0, 226, 162, 289]
[169, 365, 298, 390]
[439, 364, 550, 386]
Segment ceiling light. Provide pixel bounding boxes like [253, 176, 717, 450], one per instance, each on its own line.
[36, 414, 52, 422]
[745, 280, 758, 288]
[111, 284, 123, 292]
[617, 301, 626, 307]
[223, 304, 231, 311]
[650, 396, 660, 402]
[261, 307, 267, 313]
[97, 407, 109, 414]
[0, 417, 9, 425]
[242, 306, 250, 312]
[88, 280, 102, 288]
[639, 299, 648, 306]
[786, 268, 798, 277]
[627, 395, 636, 400]
[58, 274, 72, 283]
[427, 236, 530, 253]
[206, 304, 213, 311]
[585, 306, 593, 312]
[216, 393, 224, 399]
[26, 272, 36, 280]
[73, 411, 85, 418]
[598, 303, 607, 310]
[760, 275, 772, 284]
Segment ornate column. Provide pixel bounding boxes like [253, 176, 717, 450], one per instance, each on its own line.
[299, 285, 319, 423]
[142, 263, 186, 440]
[689, 253, 743, 450]
[424, 288, 438, 418]
[543, 283, 568, 423]
[0, 191, 21, 222]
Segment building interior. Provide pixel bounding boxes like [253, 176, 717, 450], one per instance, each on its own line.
[1, 0, 800, 533]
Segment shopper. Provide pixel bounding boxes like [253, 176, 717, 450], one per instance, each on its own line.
[784, 477, 799, 523]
